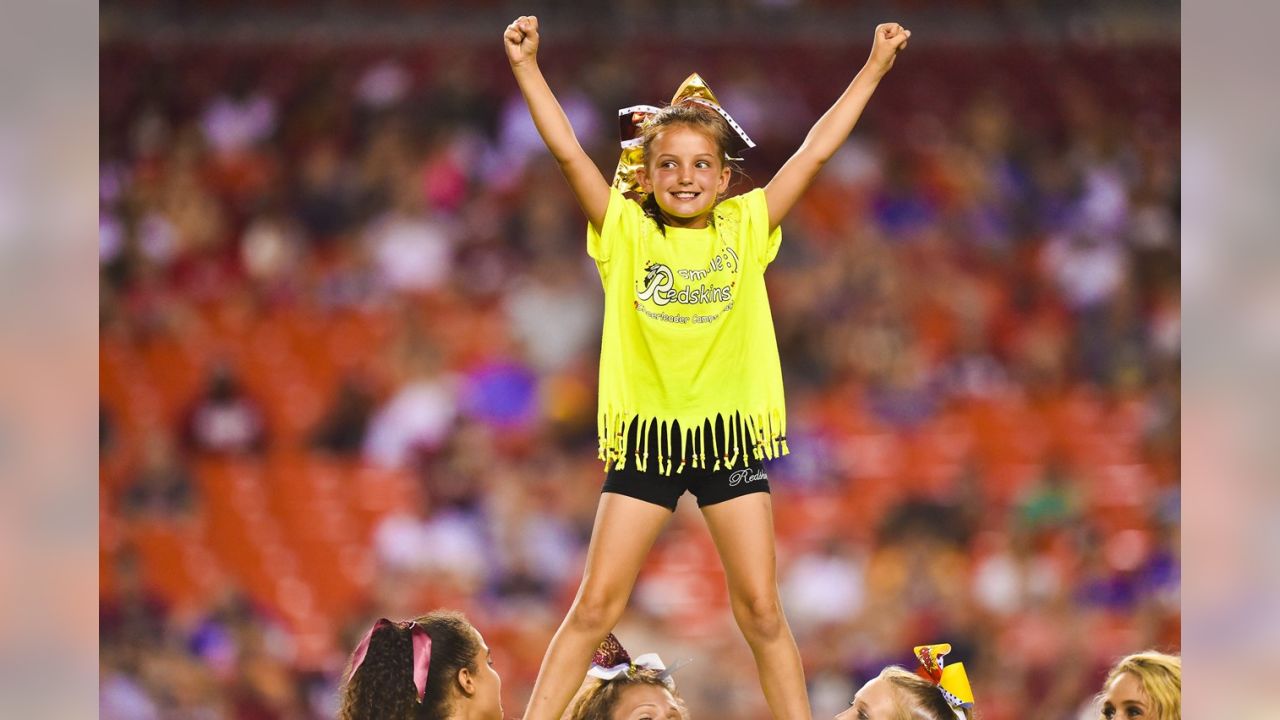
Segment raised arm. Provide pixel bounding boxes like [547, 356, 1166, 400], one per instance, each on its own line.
[764, 23, 910, 231]
[504, 15, 611, 232]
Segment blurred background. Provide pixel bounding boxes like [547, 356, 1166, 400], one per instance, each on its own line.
[98, 2, 1179, 718]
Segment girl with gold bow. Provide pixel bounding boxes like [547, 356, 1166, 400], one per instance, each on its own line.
[835, 644, 976, 720]
[505, 14, 910, 720]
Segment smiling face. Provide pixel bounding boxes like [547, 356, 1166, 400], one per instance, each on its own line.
[1100, 671, 1152, 720]
[637, 124, 732, 229]
[834, 676, 900, 720]
[609, 683, 684, 720]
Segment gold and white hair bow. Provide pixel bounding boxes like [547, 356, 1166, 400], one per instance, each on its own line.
[611, 73, 755, 194]
[914, 643, 975, 718]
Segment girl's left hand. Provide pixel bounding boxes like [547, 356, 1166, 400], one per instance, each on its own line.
[867, 22, 911, 76]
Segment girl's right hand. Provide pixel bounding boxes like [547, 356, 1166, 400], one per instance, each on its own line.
[504, 15, 540, 67]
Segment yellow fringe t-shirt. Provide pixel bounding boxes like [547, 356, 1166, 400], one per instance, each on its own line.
[588, 187, 789, 474]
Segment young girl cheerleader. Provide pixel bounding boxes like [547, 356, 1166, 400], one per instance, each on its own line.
[1097, 651, 1181, 720]
[338, 611, 504, 720]
[564, 634, 690, 720]
[836, 644, 976, 720]
[503, 15, 910, 720]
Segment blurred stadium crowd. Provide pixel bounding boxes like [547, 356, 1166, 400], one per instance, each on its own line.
[99, 16, 1179, 720]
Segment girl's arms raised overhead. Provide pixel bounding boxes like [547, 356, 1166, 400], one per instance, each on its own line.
[505, 15, 611, 233]
[764, 23, 910, 232]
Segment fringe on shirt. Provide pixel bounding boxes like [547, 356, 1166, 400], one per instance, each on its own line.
[597, 407, 789, 475]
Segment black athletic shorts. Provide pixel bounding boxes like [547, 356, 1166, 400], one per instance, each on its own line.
[602, 415, 771, 511]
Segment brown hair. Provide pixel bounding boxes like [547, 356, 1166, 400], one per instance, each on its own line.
[878, 667, 977, 720]
[1099, 651, 1181, 720]
[638, 102, 740, 235]
[563, 667, 688, 720]
[338, 610, 482, 720]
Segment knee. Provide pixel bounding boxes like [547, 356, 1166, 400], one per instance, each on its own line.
[731, 591, 786, 642]
[567, 587, 626, 634]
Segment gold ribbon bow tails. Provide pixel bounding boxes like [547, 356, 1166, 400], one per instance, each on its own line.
[612, 73, 757, 194]
[913, 643, 975, 716]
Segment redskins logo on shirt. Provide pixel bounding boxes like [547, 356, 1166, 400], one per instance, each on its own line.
[637, 262, 676, 306]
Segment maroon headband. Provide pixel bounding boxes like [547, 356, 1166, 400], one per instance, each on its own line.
[346, 618, 434, 702]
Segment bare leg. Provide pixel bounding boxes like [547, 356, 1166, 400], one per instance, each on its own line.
[702, 492, 812, 720]
[520, 492, 673, 720]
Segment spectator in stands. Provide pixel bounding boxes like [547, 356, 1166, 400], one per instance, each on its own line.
[99, 545, 168, 650]
[295, 139, 359, 247]
[202, 70, 275, 150]
[240, 204, 303, 299]
[363, 336, 457, 469]
[122, 430, 195, 518]
[364, 166, 457, 296]
[339, 611, 503, 720]
[99, 643, 161, 720]
[1095, 651, 1181, 720]
[504, 252, 601, 374]
[781, 538, 866, 632]
[311, 373, 377, 456]
[182, 363, 266, 456]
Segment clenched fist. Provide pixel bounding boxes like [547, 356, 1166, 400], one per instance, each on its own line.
[867, 22, 911, 76]
[504, 15, 540, 68]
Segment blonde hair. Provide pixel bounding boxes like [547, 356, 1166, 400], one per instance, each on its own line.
[878, 667, 976, 720]
[1100, 651, 1181, 720]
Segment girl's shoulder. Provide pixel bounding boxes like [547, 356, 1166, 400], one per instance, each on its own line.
[612, 190, 654, 224]
[594, 190, 655, 238]
[713, 188, 766, 234]
[715, 187, 761, 210]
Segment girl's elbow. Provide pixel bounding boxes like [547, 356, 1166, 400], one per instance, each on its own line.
[809, 145, 835, 166]
[552, 143, 588, 167]
[795, 143, 832, 169]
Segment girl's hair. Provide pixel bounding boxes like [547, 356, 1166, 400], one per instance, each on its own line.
[638, 102, 740, 235]
[1099, 651, 1181, 720]
[564, 668, 688, 720]
[338, 610, 482, 720]
[878, 667, 977, 720]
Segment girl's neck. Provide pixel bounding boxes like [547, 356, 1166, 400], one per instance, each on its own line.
[661, 209, 713, 229]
